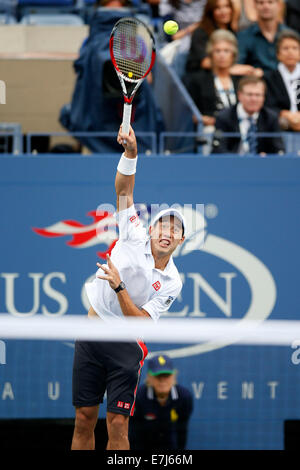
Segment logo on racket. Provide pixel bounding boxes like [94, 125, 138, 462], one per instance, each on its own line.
[120, 35, 147, 63]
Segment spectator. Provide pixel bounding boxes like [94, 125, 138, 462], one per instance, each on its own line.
[185, 0, 261, 76]
[146, 0, 161, 19]
[230, 0, 285, 32]
[129, 354, 193, 451]
[186, 0, 235, 72]
[159, 0, 207, 39]
[212, 75, 285, 154]
[285, 0, 300, 33]
[159, 0, 207, 76]
[184, 30, 241, 129]
[237, 0, 288, 73]
[265, 29, 300, 131]
[59, 0, 164, 154]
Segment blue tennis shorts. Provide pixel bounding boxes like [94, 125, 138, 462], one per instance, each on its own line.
[72, 339, 148, 416]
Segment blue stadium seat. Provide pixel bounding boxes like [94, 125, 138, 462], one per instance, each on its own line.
[18, 0, 74, 5]
[20, 12, 84, 23]
[0, 0, 17, 15]
[0, 14, 17, 23]
[17, 1, 78, 22]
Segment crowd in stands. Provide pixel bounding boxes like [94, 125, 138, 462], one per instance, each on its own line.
[159, 0, 300, 154]
[1, 0, 300, 154]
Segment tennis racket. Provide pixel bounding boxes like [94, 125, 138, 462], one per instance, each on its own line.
[109, 17, 156, 136]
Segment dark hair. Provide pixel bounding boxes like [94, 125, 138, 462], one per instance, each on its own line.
[199, 0, 234, 36]
[168, 0, 181, 10]
[237, 76, 267, 93]
[276, 29, 300, 54]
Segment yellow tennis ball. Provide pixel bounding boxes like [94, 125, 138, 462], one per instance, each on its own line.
[128, 72, 133, 78]
[163, 20, 179, 35]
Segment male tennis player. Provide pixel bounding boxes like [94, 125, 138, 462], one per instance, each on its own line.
[71, 126, 186, 450]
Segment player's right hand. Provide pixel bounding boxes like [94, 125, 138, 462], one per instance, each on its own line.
[117, 125, 137, 159]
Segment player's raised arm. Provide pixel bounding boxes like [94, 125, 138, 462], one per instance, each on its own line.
[115, 125, 138, 212]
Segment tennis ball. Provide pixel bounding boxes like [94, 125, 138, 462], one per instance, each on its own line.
[163, 20, 179, 35]
[128, 72, 133, 78]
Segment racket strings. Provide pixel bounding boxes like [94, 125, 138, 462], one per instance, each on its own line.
[112, 21, 153, 80]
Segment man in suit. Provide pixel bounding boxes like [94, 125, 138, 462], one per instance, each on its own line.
[265, 29, 300, 131]
[212, 75, 285, 155]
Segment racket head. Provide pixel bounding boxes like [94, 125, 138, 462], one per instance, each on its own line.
[109, 17, 156, 84]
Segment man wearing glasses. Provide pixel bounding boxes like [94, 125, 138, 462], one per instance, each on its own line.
[212, 76, 285, 155]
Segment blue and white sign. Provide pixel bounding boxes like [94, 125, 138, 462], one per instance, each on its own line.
[1, 154, 300, 449]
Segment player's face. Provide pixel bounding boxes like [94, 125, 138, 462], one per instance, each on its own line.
[278, 38, 300, 69]
[150, 216, 185, 257]
[238, 83, 265, 115]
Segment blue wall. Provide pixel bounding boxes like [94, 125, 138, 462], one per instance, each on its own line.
[1, 153, 300, 449]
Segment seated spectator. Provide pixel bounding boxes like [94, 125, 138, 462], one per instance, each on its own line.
[212, 75, 285, 154]
[265, 29, 300, 131]
[186, 0, 261, 76]
[237, 0, 288, 73]
[285, 0, 300, 33]
[146, 0, 161, 19]
[186, 0, 235, 71]
[159, 0, 207, 41]
[59, 0, 164, 153]
[184, 30, 241, 129]
[129, 354, 193, 451]
[158, 0, 207, 76]
[230, 0, 285, 32]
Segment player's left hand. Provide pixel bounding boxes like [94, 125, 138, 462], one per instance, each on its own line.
[96, 254, 121, 290]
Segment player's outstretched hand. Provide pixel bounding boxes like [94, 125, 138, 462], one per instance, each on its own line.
[117, 125, 137, 159]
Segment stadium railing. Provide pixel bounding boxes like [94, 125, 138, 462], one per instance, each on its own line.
[1, 129, 300, 156]
[25, 131, 158, 154]
[0, 123, 23, 154]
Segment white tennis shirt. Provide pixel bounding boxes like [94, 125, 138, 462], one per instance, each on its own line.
[85, 204, 183, 322]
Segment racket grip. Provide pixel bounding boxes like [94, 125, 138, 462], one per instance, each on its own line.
[122, 103, 132, 136]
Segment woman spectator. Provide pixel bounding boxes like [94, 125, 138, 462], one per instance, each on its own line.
[185, 0, 261, 76]
[265, 29, 300, 131]
[184, 30, 241, 129]
[186, 0, 234, 71]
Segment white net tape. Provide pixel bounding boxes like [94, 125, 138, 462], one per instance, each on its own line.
[0, 314, 299, 346]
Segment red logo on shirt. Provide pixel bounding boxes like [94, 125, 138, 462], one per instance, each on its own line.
[124, 402, 131, 410]
[152, 281, 161, 291]
[117, 401, 124, 408]
[129, 214, 140, 227]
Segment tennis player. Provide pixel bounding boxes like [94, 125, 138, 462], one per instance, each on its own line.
[71, 125, 186, 450]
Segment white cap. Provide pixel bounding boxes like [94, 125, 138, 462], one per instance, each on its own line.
[150, 208, 186, 234]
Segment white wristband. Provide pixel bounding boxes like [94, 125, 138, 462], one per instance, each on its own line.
[117, 152, 138, 175]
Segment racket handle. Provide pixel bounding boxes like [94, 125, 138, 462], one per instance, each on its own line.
[122, 103, 132, 136]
